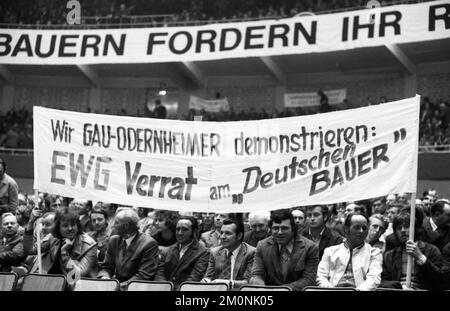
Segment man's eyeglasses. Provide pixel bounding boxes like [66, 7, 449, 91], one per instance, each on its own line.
[271, 226, 292, 232]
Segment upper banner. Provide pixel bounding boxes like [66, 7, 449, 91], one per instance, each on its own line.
[189, 95, 230, 112]
[34, 96, 420, 212]
[2, 1, 449, 65]
[284, 89, 347, 108]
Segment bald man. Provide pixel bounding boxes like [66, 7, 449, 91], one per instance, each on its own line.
[98, 209, 159, 289]
[243, 211, 270, 247]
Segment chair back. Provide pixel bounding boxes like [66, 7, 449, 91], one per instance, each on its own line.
[376, 288, 426, 291]
[73, 278, 119, 291]
[21, 274, 67, 291]
[0, 272, 18, 291]
[303, 286, 357, 291]
[127, 280, 174, 291]
[240, 284, 291, 291]
[179, 281, 229, 291]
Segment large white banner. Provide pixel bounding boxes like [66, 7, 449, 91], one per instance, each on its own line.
[34, 96, 419, 212]
[284, 89, 347, 107]
[189, 95, 230, 112]
[2, 1, 449, 65]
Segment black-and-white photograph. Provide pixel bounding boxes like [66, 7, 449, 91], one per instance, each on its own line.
[0, 0, 449, 298]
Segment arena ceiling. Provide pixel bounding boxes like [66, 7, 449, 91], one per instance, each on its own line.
[1, 38, 449, 88]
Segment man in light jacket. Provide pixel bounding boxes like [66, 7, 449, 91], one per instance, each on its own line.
[317, 213, 383, 291]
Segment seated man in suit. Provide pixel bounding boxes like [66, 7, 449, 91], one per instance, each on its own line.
[303, 205, 342, 259]
[250, 209, 319, 291]
[98, 209, 159, 290]
[0, 212, 25, 271]
[201, 213, 228, 248]
[243, 211, 270, 247]
[317, 213, 383, 290]
[421, 199, 450, 252]
[202, 218, 255, 290]
[155, 216, 209, 289]
[381, 208, 443, 290]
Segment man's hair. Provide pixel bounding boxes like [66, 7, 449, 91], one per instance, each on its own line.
[344, 212, 369, 228]
[269, 209, 297, 236]
[155, 210, 179, 232]
[116, 209, 140, 233]
[0, 158, 5, 171]
[392, 207, 424, 238]
[389, 203, 405, 211]
[248, 211, 270, 225]
[369, 213, 388, 231]
[178, 216, 198, 232]
[1, 212, 16, 223]
[90, 206, 108, 220]
[353, 204, 367, 217]
[374, 196, 386, 204]
[53, 206, 82, 239]
[222, 218, 245, 242]
[430, 200, 450, 216]
[306, 205, 330, 223]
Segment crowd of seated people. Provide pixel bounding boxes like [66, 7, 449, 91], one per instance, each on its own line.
[1, 94, 448, 149]
[1, 154, 449, 291]
[419, 96, 450, 150]
[0, 107, 33, 149]
[0, 0, 432, 27]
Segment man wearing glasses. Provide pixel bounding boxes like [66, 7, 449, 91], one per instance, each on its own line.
[250, 209, 319, 291]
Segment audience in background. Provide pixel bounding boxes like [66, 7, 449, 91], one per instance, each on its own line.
[0, 0, 425, 27]
[243, 211, 270, 247]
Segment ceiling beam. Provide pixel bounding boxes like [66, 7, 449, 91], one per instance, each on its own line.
[164, 63, 190, 89]
[76, 64, 102, 88]
[0, 64, 14, 84]
[385, 44, 416, 75]
[259, 56, 287, 86]
[178, 61, 206, 88]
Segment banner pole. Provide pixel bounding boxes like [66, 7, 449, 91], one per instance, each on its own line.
[34, 189, 43, 274]
[406, 192, 417, 289]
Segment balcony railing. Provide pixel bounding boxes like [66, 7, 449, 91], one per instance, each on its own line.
[0, 0, 430, 30]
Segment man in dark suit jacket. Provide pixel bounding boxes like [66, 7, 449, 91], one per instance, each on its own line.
[421, 200, 450, 252]
[250, 209, 319, 291]
[98, 209, 159, 289]
[155, 217, 209, 289]
[202, 218, 256, 290]
[0, 213, 25, 271]
[302, 205, 343, 259]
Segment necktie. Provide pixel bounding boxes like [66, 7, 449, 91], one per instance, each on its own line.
[280, 246, 290, 280]
[280, 246, 290, 262]
[119, 239, 127, 262]
[221, 252, 232, 280]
